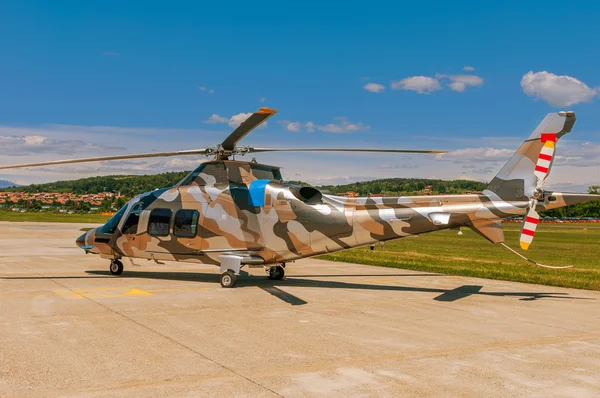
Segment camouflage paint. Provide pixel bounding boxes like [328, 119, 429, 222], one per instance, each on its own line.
[77, 112, 599, 266]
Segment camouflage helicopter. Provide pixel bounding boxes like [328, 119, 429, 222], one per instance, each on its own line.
[1, 108, 596, 287]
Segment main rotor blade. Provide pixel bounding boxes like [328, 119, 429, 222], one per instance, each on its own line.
[221, 108, 278, 151]
[247, 147, 447, 154]
[0, 148, 211, 170]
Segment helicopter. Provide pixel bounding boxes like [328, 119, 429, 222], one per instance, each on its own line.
[0, 108, 596, 287]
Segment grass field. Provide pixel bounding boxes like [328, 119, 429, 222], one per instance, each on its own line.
[319, 224, 600, 290]
[0, 211, 110, 224]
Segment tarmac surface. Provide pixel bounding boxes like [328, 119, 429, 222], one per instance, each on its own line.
[1, 221, 599, 397]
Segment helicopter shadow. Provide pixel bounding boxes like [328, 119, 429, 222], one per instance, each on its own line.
[83, 270, 593, 305]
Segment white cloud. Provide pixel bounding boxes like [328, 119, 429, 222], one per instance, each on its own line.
[15, 157, 207, 176]
[203, 112, 267, 129]
[204, 114, 228, 124]
[378, 163, 418, 169]
[228, 112, 253, 128]
[318, 124, 345, 133]
[441, 147, 515, 162]
[521, 71, 598, 107]
[391, 76, 441, 94]
[198, 86, 215, 94]
[0, 135, 124, 156]
[463, 66, 475, 71]
[317, 118, 369, 134]
[447, 75, 484, 92]
[280, 121, 303, 132]
[436, 74, 484, 92]
[552, 141, 600, 166]
[279, 118, 368, 134]
[363, 83, 385, 93]
[390, 72, 483, 94]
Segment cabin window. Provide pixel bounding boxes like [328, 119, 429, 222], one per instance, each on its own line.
[174, 210, 199, 238]
[148, 209, 172, 236]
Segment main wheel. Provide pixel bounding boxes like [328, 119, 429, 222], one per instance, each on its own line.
[109, 259, 123, 275]
[269, 265, 285, 280]
[220, 270, 237, 288]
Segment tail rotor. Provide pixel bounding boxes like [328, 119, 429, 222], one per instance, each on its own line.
[519, 133, 557, 250]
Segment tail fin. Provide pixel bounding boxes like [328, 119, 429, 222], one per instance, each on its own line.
[485, 111, 576, 201]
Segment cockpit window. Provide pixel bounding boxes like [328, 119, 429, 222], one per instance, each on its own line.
[99, 189, 166, 235]
[177, 163, 206, 186]
[121, 202, 145, 234]
[177, 162, 228, 186]
[199, 163, 228, 184]
[99, 205, 128, 234]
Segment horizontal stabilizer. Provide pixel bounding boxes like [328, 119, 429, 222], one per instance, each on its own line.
[468, 219, 504, 244]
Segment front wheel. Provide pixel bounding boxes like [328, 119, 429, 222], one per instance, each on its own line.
[269, 265, 285, 280]
[220, 270, 237, 288]
[110, 259, 123, 275]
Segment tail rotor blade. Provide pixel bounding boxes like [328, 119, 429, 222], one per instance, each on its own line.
[534, 133, 557, 189]
[520, 208, 540, 250]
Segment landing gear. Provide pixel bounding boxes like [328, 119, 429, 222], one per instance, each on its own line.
[268, 265, 285, 280]
[220, 270, 237, 288]
[109, 259, 123, 275]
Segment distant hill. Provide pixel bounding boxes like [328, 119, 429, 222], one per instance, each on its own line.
[0, 172, 190, 198]
[0, 172, 486, 197]
[1, 172, 599, 217]
[0, 180, 19, 188]
[321, 178, 486, 196]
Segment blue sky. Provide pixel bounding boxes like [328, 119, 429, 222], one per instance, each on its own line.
[1, 1, 599, 190]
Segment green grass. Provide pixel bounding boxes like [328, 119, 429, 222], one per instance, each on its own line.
[318, 224, 600, 291]
[0, 211, 110, 224]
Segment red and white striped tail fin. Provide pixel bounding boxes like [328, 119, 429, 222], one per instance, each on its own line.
[520, 208, 539, 250]
[534, 133, 556, 186]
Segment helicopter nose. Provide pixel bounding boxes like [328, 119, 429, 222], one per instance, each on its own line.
[76, 232, 87, 248]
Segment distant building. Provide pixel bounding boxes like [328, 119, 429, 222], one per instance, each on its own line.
[0, 191, 122, 205]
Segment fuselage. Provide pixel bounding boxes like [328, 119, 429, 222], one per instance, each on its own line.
[76, 160, 595, 266]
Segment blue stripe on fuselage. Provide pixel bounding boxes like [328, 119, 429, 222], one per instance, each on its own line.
[248, 179, 270, 207]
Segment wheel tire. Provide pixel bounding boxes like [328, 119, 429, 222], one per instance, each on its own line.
[269, 265, 285, 280]
[110, 259, 124, 275]
[220, 271, 237, 288]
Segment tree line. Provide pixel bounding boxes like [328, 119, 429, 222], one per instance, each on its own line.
[1, 172, 190, 197]
[2, 173, 599, 217]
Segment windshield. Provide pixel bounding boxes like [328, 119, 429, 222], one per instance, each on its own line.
[99, 188, 168, 235]
[99, 205, 128, 234]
